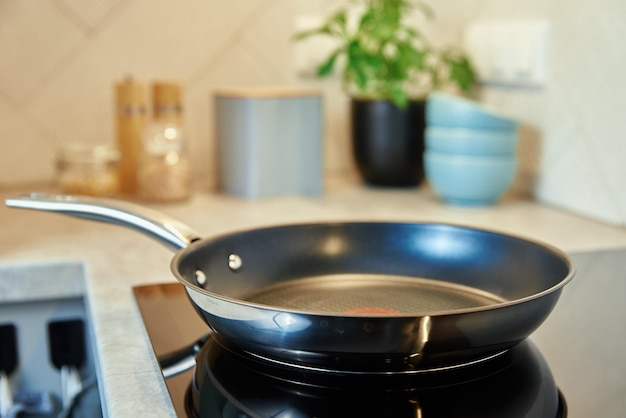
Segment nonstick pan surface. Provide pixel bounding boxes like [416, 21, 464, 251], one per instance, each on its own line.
[6, 194, 574, 371]
[244, 274, 506, 314]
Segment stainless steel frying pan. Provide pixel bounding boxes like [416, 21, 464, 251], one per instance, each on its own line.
[5, 193, 574, 372]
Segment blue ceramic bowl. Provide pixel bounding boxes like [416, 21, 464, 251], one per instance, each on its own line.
[424, 151, 517, 206]
[425, 127, 518, 156]
[426, 92, 518, 131]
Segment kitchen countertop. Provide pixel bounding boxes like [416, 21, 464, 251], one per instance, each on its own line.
[1, 184, 626, 417]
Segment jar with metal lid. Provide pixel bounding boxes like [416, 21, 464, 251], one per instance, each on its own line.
[56, 143, 120, 196]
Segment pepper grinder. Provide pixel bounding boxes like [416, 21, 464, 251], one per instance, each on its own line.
[138, 81, 192, 202]
[115, 76, 147, 196]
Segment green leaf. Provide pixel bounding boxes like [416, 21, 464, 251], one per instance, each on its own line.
[441, 50, 476, 92]
[389, 84, 408, 108]
[327, 10, 348, 35]
[358, 10, 375, 31]
[317, 50, 340, 77]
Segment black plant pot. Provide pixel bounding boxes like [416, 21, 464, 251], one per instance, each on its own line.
[351, 99, 426, 187]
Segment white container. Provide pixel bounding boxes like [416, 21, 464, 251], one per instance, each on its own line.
[215, 87, 323, 198]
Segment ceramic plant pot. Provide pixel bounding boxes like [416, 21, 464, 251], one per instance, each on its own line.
[351, 99, 426, 187]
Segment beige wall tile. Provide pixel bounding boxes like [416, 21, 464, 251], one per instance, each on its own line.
[0, 100, 56, 185]
[239, 0, 309, 84]
[0, 0, 85, 105]
[54, 0, 125, 32]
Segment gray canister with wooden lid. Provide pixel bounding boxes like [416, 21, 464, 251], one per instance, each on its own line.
[215, 87, 323, 198]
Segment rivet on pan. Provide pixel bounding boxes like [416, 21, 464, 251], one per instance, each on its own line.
[228, 254, 243, 272]
[194, 270, 207, 287]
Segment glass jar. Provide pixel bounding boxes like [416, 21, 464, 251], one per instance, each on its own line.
[138, 122, 191, 201]
[56, 143, 120, 196]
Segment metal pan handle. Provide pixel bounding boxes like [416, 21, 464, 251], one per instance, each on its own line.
[158, 333, 210, 378]
[5, 193, 202, 251]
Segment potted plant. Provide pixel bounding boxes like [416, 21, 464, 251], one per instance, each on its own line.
[295, 0, 476, 186]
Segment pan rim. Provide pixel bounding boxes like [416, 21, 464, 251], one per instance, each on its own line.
[171, 221, 575, 319]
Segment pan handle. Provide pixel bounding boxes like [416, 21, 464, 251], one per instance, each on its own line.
[5, 193, 202, 251]
[158, 333, 210, 378]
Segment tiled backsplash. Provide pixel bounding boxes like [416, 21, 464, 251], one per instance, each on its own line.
[1, 0, 624, 225]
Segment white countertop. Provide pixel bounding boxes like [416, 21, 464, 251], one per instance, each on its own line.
[2, 184, 626, 417]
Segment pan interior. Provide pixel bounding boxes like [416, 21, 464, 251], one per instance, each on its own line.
[242, 274, 507, 315]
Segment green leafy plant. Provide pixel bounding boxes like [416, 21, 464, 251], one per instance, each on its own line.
[295, 0, 476, 108]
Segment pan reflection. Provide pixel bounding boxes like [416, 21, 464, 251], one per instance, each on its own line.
[319, 234, 348, 256]
[407, 315, 432, 365]
[412, 224, 479, 260]
[272, 312, 311, 332]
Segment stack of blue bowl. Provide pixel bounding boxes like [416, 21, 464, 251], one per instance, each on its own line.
[424, 92, 519, 206]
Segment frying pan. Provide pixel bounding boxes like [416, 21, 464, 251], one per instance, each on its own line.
[6, 193, 574, 372]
